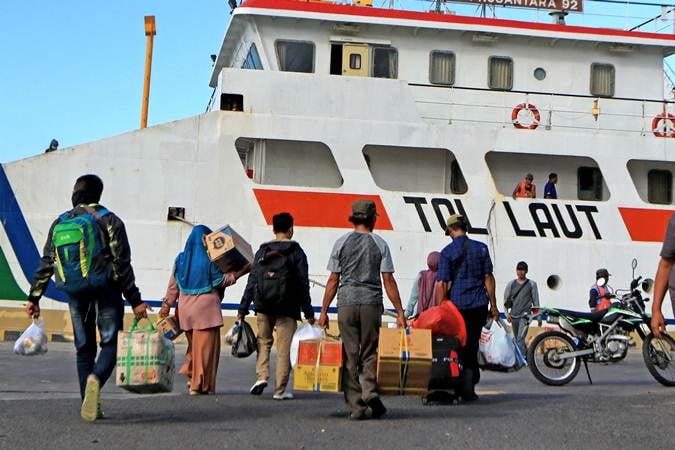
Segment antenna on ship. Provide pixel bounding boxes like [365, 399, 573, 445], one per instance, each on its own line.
[140, 16, 156, 130]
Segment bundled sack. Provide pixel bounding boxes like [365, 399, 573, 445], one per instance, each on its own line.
[232, 319, 257, 358]
[411, 300, 467, 347]
[478, 319, 523, 372]
[290, 323, 323, 368]
[13, 318, 48, 356]
[116, 319, 175, 393]
[224, 321, 240, 347]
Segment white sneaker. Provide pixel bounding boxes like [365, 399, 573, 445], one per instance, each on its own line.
[250, 379, 268, 396]
[273, 392, 294, 400]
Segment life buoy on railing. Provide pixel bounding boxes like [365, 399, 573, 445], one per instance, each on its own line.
[512, 103, 540, 130]
[652, 113, 675, 138]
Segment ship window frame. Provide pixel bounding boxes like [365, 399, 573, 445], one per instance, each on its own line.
[242, 43, 263, 70]
[590, 63, 615, 98]
[648, 169, 673, 205]
[349, 53, 362, 70]
[488, 56, 513, 91]
[371, 46, 398, 79]
[429, 50, 456, 86]
[275, 39, 315, 73]
[577, 166, 604, 201]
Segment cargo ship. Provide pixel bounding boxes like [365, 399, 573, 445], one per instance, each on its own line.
[2, 0, 675, 334]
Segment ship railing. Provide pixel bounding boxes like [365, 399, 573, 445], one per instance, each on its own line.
[410, 83, 675, 136]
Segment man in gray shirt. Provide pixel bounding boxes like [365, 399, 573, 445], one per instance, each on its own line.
[504, 261, 540, 357]
[652, 214, 675, 337]
[319, 200, 406, 421]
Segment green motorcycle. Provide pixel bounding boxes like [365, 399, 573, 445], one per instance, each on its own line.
[528, 261, 675, 387]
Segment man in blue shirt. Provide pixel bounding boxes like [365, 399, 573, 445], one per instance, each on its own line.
[544, 173, 558, 199]
[435, 214, 499, 401]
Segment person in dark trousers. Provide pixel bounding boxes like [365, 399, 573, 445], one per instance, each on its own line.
[652, 213, 675, 336]
[319, 200, 406, 421]
[544, 173, 558, 199]
[238, 212, 315, 400]
[25, 174, 149, 422]
[504, 261, 540, 357]
[435, 214, 499, 401]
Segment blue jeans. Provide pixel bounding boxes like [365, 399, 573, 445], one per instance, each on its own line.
[68, 290, 124, 399]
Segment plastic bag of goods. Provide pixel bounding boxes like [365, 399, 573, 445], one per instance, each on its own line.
[478, 319, 517, 371]
[411, 300, 467, 346]
[224, 321, 240, 346]
[14, 318, 49, 356]
[232, 319, 257, 358]
[290, 323, 323, 368]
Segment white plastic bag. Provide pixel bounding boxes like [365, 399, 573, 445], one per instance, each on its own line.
[478, 319, 516, 370]
[13, 318, 48, 356]
[290, 323, 323, 368]
[224, 321, 240, 347]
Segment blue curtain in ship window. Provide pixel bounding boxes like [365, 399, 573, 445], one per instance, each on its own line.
[372, 47, 397, 79]
[276, 41, 314, 73]
[242, 43, 263, 70]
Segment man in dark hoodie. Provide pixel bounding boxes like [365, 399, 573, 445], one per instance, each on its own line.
[25, 174, 149, 422]
[238, 212, 315, 400]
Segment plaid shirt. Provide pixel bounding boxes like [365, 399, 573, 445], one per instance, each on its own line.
[437, 235, 493, 310]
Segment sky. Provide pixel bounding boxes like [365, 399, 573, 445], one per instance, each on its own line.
[1, 0, 669, 163]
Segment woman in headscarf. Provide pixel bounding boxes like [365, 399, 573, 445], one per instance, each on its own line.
[405, 251, 441, 319]
[159, 225, 249, 395]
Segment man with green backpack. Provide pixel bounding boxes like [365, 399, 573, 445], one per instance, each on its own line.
[25, 174, 149, 422]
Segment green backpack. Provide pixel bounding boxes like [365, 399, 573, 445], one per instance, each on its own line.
[52, 206, 112, 296]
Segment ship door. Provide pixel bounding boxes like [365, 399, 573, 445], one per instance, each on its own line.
[342, 44, 368, 77]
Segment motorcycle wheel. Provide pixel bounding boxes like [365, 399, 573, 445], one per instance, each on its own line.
[527, 331, 580, 386]
[642, 333, 675, 387]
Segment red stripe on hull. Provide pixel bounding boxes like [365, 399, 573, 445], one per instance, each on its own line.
[253, 189, 394, 230]
[619, 207, 674, 242]
[240, 0, 675, 42]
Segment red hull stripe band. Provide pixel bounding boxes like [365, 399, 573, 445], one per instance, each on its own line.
[253, 189, 394, 230]
[619, 207, 674, 243]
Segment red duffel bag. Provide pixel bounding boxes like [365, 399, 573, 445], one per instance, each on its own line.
[411, 300, 467, 347]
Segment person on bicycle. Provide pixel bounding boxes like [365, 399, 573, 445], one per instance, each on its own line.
[589, 268, 613, 312]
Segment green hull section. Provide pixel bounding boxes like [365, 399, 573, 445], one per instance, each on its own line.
[0, 246, 27, 300]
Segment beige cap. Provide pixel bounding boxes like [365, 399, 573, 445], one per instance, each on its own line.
[445, 214, 464, 235]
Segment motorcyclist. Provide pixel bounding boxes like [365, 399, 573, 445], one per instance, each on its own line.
[589, 268, 613, 312]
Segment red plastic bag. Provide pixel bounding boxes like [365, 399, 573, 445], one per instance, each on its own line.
[411, 300, 467, 347]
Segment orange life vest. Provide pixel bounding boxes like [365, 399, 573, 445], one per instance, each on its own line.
[515, 181, 534, 198]
[594, 285, 612, 311]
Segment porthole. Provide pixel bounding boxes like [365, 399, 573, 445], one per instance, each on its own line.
[534, 67, 546, 81]
[547, 274, 561, 290]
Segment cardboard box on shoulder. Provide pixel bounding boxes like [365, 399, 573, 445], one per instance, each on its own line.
[204, 225, 254, 273]
[293, 339, 343, 393]
[377, 328, 432, 396]
[156, 316, 182, 341]
[116, 324, 175, 394]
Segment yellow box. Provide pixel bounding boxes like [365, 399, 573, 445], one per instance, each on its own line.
[377, 328, 432, 396]
[293, 365, 342, 393]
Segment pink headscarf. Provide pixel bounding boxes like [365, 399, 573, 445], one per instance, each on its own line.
[417, 251, 440, 314]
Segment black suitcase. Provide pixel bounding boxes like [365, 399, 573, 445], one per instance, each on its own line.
[424, 335, 463, 404]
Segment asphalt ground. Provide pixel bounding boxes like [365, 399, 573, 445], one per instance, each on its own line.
[1, 342, 674, 450]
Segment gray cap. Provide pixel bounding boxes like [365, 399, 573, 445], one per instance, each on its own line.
[351, 199, 377, 219]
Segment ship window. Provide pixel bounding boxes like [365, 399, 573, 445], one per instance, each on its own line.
[429, 51, 455, 86]
[350, 54, 362, 70]
[372, 47, 398, 79]
[235, 138, 342, 188]
[648, 170, 673, 204]
[363, 145, 466, 194]
[242, 43, 263, 70]
[275, 40, 315, 73]
[577, 167, 604, 201]
[486, 152, 610, 201]
[590, 63, 615, 97]
[488, 56, 513, 91]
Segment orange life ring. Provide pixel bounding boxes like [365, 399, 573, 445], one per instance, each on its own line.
[652, 113, 675, 138]
[512, 103, 540, 130]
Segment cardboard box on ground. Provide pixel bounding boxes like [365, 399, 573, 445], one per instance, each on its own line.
[116, 325, 175, 394]
[377, 328, 432, 396]
[294, 339, 343, 393]
[205, 225, 254, 273]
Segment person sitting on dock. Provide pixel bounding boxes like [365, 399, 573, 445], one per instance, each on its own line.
[512, 173, 536, 199]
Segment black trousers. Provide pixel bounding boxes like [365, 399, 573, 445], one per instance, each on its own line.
[459, 305, 489, 388]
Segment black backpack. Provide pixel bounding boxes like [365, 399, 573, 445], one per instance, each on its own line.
[253, 242, 297, 309]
